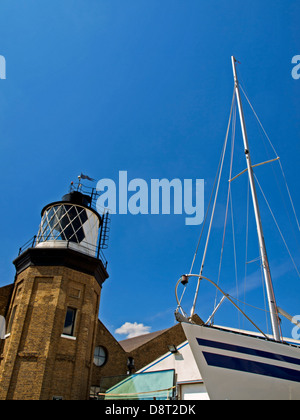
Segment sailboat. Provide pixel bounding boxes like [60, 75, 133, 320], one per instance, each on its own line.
[176, 57, 300, 400]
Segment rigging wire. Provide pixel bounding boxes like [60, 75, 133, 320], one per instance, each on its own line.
[176, 89, 236, 316]
[254, 173, 300, 278]
[240, 84, 300, 233]
[188, 144, 225, 275]
[229, 101, 240, 325]
[176, 99, 236, 314]
[261, 256, 270, 336]
[213, 97, 236, 314]
[243, 179, 250, 328]
[189, 88, 236, 318]
[229, 294, 271, 314]
[243, 180, 270, 334]
[230, 185, 240, 327]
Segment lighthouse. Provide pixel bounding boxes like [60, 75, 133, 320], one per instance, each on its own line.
[0, 186, 109, 400]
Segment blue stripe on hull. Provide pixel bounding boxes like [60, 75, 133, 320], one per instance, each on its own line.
[197, 337, 300, 366]
[203, 351, 300, 383]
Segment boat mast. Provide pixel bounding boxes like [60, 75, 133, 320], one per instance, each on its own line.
[231, 56, 281, 342]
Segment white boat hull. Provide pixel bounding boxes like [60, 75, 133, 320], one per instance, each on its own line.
[182, 322, 300, 400]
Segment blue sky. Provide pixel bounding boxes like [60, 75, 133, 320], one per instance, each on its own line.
[0, 1, 299, 340]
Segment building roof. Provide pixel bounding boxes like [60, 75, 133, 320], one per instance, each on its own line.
[118, 315, 204, 353]
[118, 328, 170, 352]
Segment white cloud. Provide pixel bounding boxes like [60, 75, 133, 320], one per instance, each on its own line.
[115, 322, 151, 339]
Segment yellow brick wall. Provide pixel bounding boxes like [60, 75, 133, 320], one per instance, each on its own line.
[0, 265, 101, 400]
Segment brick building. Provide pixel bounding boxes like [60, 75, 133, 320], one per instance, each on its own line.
[0, 188, 191, 400]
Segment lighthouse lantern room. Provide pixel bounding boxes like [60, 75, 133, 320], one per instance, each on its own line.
[35, 190, 103, 258]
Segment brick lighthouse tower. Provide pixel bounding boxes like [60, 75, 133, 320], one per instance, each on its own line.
[0, 185, 109, 400]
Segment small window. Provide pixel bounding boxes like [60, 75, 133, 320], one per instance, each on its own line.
[63, 307, 77, 336]
[94, 346, 107, 367]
